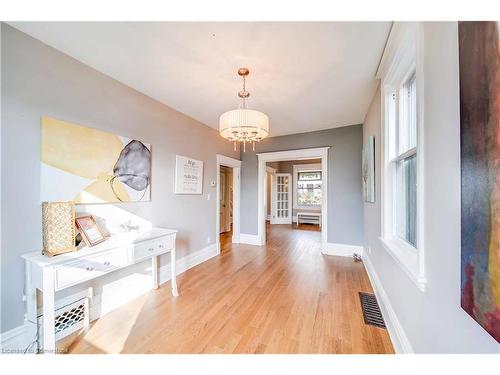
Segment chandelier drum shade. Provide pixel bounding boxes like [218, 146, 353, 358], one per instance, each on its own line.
[219, 68, 269, 152]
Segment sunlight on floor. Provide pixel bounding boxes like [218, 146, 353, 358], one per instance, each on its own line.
[81, 295, 147, 353]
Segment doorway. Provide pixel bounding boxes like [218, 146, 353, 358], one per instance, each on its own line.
[216, 154, 241, 254]
[257, 147, 329, 251]
[219, 165, 233, 246]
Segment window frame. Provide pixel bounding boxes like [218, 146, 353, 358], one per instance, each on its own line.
[292, 163, 322, 211]
[378, 22, 426, 291]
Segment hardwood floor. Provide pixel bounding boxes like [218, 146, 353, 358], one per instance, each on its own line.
[65, 223, 394, 354]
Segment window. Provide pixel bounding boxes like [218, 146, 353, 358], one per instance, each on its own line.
[378, 22, 425, 291]
[384, 69, 418, 250]
[297, 171, 322, 206]
[394, 72, 417, 247]
[293, 164, 322, 210]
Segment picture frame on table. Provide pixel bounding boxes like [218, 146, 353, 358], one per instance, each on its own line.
[75, 215, 106, 247]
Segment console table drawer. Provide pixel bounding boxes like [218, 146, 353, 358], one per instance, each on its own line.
[55, 250, 127, 290]
[133, 236, 174, 262]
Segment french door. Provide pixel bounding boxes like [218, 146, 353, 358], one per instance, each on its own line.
[271, 173, 292, 224]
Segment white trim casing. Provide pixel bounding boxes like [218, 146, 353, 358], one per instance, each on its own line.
[216, 154, 242, 251]
[292, 163, 322, 211]
[323, 243, 364, 258]
[363, 253, 414, 353]
[378, 22, 426, 291]
[257, 147, 330, 251]
[239, 233, 262, 246]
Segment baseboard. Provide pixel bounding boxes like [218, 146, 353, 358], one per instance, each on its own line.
[0, 243, 219, 352]
[159, 243, 218, 283]
[0, 324, 30, 353]
[363, 253, 414, 354]
[323, 242, 364, 257]
[239, 233, 262, 246]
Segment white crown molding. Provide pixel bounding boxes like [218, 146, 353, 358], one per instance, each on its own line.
[376, 22, 418, 84]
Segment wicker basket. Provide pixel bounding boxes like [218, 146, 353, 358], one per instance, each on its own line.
[42, 201, 77, 256]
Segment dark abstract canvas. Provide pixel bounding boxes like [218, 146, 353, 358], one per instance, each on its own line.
[459, 21, 500, 342]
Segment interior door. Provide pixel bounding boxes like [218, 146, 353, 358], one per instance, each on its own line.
[272, 173, 292, 224]
[220, 168, 227, 233]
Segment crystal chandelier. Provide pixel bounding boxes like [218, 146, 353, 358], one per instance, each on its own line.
[219, 68, 269, 152]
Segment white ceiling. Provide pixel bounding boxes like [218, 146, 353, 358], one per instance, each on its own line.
[10, 22, 391, 137]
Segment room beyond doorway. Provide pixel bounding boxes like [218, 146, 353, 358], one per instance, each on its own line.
[266, 158, 322, 228]
[219, 165, 233, 237]
[257, 147, 329, 251]
[215, 154, 241, 254]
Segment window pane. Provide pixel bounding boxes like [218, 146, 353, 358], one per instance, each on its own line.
[298, 171, 321, 181]
[399, 73, 417, 154]
[297, 188, 322, 206]
[297, 170, 322, 206]
[395, 154, 417, 247]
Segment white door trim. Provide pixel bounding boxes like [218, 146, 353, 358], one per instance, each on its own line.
[216, 154, 242, 253]
[264, 166, 276, 224]
[257, 147, 330, 251]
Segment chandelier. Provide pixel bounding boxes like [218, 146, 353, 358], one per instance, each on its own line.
[219, 68, 269, 152]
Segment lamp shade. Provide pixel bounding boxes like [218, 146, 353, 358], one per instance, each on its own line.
[219, 109, 269, 141]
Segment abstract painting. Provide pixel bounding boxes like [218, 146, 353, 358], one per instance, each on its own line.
[459, 21, 500, 342]
[362, 135, 375, 203]
[41, 116, 151, 204]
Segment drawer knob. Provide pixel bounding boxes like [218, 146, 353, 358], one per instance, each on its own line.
[148, 248, 154, 252]
[85, 266, 93, 271]
[103, 261, 110, 266]
[159, 244, 164, 248]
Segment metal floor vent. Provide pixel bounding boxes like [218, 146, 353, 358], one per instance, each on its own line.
[359, 292, 386, 328]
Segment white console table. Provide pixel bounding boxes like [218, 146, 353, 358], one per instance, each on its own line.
[22, 227, 178, 354]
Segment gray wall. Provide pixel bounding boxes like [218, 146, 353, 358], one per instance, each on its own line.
[241, 126, 364, 245]
[0, 24, 238, 333]
[363, 22, 499, 353]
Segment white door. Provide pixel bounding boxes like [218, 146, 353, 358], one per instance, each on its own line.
[271, 173, 292, 224]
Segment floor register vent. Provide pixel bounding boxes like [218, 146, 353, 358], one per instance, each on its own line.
[359, 292, 386, 328]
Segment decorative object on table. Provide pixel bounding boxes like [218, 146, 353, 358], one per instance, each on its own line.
[219, 67, 269, 152]
[362, 135, 375, 203]
[75, 215, 106, 247]
[41, 201, 76, 256]
[174, 155, 204, 194]
[459, 21, 500, 343]
[40, 116, 151, 204]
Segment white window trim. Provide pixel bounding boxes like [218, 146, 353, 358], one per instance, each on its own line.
[292, 163, 322, 211]
[377, 22, 426, 291]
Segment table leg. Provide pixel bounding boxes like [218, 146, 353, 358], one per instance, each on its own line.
[42, 268, 56, 354]
[170, 249, 178, 296]
[151, 255, 159, 289]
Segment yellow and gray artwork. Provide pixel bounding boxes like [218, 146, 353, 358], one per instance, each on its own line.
[41, 116, 151, 203]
